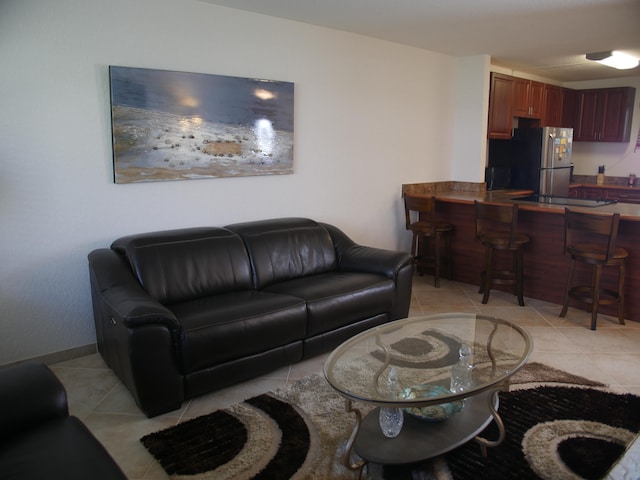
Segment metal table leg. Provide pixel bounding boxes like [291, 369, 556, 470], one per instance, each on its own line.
[344, 399, 366, 479]
[474, 388, 506, 457]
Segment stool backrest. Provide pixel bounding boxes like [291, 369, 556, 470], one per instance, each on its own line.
[404, 194, 436, 230]
[474, 201, 519, 246]
[563, 208, 620, 261]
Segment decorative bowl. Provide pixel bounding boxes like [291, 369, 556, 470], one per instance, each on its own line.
[400, 384, 464, 422]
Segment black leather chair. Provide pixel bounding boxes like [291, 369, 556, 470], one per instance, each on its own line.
[0, 362, 127, 480]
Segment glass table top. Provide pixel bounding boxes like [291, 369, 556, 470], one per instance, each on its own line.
[323, 313, 532, 407]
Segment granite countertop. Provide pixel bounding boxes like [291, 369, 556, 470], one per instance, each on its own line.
[572, 183, 640, 191]
[401, 182, 640, 221]
[438, 191, 640, 220]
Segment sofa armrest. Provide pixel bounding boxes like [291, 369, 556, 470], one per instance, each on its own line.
[0, 362, 68, 443]
[321, 223, 413, 279]
[101, 286, 179, 329]
[89, 249, 178, 330]
[89, 249, 184, 417]
[340, 244, 413, 279]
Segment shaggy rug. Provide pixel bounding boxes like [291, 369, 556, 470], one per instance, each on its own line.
[141, 363, 640, 479]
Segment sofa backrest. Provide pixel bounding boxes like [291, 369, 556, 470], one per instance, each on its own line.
[226, 218, 338, 289]
[112, 227, 253, 304]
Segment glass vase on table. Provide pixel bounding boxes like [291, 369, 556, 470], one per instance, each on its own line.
[450, 344, 474, 408]
[378, 367, 404, 438]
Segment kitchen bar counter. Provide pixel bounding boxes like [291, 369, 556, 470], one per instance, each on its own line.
[402, 182, 640, 322]
[406, 188, 640, 219]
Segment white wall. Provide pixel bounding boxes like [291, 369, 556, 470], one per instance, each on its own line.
[0, 0, 478, 364]
[451, 56, 491, 181]
[565, 77, 640, 178]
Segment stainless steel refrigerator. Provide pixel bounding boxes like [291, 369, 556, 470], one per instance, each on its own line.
[488, 127, 573, 196]
[511, 127, 573, 196]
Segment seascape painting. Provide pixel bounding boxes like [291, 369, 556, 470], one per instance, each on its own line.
[109, 66, 294, 183]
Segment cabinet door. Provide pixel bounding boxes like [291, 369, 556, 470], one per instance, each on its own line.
[600, 88, 635, 142]
[574, 90, 600, 141]
[543, 85, 563, 127]
[582, 187, 605, 200]
[574, 87, 636, 142]
[513, 77, 530, 117]
[513, 78, 544, 118]
[529, 81, 544, 119]
[606, 189, 640, 204]
[561, 88, 577, 129]
[487, 73, 514, 139]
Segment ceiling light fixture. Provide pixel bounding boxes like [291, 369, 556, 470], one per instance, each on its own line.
[586, 51, 639, 70]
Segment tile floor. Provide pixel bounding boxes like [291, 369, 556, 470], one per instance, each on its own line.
[50, 275, 640, 479]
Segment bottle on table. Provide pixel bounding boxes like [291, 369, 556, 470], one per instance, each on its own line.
[450, 343, 473, 406]
[379, 367, 404, 438]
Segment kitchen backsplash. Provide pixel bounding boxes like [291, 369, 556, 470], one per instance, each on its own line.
[573, 175, 637, 186]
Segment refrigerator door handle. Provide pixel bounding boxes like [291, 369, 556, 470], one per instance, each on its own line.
[547, 134, 555, 168]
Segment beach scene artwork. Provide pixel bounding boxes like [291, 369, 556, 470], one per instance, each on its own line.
[109, 66, 294, 183]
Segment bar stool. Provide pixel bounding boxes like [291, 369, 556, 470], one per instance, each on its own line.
[474, 201, 530, 305]
[559, 208, 627, 330]
[403, 194, 454, 287]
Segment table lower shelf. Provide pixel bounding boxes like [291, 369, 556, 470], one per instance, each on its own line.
[354, 389, 498, 465]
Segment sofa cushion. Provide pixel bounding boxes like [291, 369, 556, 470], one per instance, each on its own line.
[0, 416, 127, 480]
[264, 272, 395, 337]
[112, 227, 253, 304]
[226, 218, 337, 289]
[169, 291, 307, 373]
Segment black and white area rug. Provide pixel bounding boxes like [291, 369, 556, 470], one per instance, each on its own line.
[141, 362, 640, 480]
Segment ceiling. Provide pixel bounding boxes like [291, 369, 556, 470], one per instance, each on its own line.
[199, 0, 640, 83]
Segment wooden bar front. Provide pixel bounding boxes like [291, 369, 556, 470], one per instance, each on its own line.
[427, 196, 640, 322]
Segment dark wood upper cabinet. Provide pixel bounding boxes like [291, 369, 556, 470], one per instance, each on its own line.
[487, 73, 514, 139]
[487, 74, 634, 142]
[574, 90, 600, 141]
[561, 88, 576, 129]
[513, 78, 544, 118]
[574, 87, 636, 142]
[542, 85, 576, 129]
[542, 84, 563, 127]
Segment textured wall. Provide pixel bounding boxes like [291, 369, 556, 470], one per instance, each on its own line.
[0, 0, 492, 363]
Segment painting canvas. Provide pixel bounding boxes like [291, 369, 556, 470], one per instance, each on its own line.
[109, 66, 294, 183]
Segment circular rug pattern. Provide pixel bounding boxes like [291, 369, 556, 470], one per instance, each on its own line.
[523, 420, 634, 480]
[370, 328, 463, 368]
[140, 409, 249, 475]
[432, 386, 640, 480]
[141, 395, 311, 479]
[141, 367, 640, 480]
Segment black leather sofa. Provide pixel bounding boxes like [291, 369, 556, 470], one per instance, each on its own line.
[88, 217, 413, 417]
[0, 362, 127, 480]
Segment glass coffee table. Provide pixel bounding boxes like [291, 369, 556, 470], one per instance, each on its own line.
[323, 313, 532, 478]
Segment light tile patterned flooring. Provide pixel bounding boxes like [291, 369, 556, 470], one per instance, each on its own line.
[50, 275, 640, 479]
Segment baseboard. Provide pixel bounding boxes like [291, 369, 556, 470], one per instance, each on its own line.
[3, 344, 97, 368]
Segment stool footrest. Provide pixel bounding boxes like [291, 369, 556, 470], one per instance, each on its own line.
[486, 270, 518, 286]
[568, 286, 621, 306]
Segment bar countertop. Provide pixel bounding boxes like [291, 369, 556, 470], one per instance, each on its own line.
[402, 183, 640, 221]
